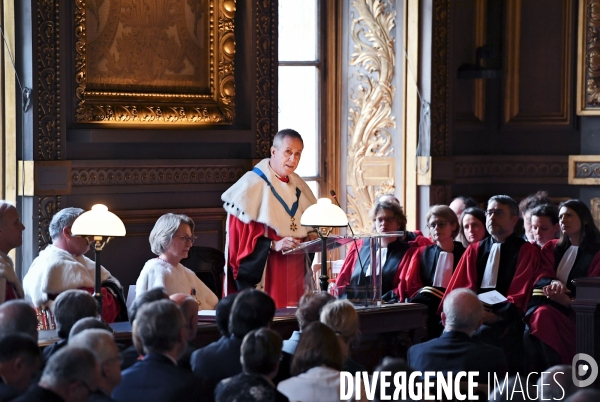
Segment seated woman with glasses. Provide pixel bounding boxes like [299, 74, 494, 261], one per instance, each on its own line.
[335, 201, 431, 302]
[135, 213, 218, 310]
[397, 205, 465, 339]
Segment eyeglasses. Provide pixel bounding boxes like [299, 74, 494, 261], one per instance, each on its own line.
[427, 220, 449, 230]
[485, 209, 505, 217]
[177, 235, 197, 244]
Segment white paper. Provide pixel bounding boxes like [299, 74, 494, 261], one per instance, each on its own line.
[478, 290, 507, 306]
[197, 310, 217, 316]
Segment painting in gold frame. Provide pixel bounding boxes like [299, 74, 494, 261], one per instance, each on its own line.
[577, 0, 600, 115]
[74, 0, 236, 124]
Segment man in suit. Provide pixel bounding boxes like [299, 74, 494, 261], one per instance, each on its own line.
[0, 334, 41, 401]
[191, 289, 276, 400]
[408, 288, 507, 383]
[112, 300, 200, 402]
[0, 300, 38, 341]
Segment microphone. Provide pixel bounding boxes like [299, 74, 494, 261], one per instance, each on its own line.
[330, 190, 366, 286]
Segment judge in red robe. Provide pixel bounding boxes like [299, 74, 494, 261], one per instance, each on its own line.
[525, 199, 600, 369]
[440, 195, 540, 373]
[335, 201, 430, 302]
[398, 205, 465, 339]
[221, 130, 317, 308]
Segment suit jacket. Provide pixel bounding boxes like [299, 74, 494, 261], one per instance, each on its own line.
[407, 330, 507, 382]
[11, 385, 64, 402]
[112, 353, 200, 402]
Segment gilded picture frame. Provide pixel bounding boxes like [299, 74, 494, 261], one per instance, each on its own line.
[74, 0, 236, 124]
[577, 0, 600, 115]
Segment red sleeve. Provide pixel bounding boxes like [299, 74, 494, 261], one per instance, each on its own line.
[227, 215, 269, 280]
[505, 242, 540, 315]
[78, 287, 120, 323]
[437, 243, 480, 314]
[587, 250, 600, 277]
[335, 240, 364, 288]
[411, 230, 434, 247]
[396, 247, 424, 301]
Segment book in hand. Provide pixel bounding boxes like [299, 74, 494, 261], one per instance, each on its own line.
[478, 290, 508, 309]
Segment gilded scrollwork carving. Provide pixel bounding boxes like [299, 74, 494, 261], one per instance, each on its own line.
[431, 0, 449, 155]
[38, 0, 60, 160]
[74, 0, 236, 124]
[576, 162, 600, 178]
[346, 0, 396, 233]
[255, 0, 277, 158]
[578, 0, 600, 113]
[38, 196, 60, 250]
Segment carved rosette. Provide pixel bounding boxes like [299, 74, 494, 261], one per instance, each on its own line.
[255, 0, 277, 158]
[38, 0, 60, 160]
[38, 196, 60, 250]
[347, 0, 397, 234]
[74, 0, 236, 124]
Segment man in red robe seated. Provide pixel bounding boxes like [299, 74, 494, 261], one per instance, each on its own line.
[23, 207, 125, 322]
[440, 195, 540, 373]
[221, 129, 317, 308]
[0, 202, 25, 304]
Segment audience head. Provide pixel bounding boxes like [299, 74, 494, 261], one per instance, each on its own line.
[530, 204, 560, 247]
[486, 195, 519, 242]
[537, 365, 575, 401]
[128, 287, 168, 324]
[519, 191, 552, 242]
[69, 329, 122, 395]
[0, 201, 25, 255]
[320, 299, 359, 346]
[441, 288, 483, 336]
[39, 346, 99, 402]
[376, 194, 400, 205]
[374, 357, 414, 402]
[291, 321, 343, 376]
[170, 293, 198, 342]
[69, 317, 112, 339]
[240, 328, 282, 379]
[459, 207, 488, 248]
[215, 293, 238, 337]
[229, 289, 276, 339]
[149, 213, 195, 257]
[566, 389, 600, 402]
[49, 207, 90, 256]
[449, 196, 478, 218]
[369, 201, 407, 233]
[426, 205, 459, 243]
[557, 199, 600, 251]
[0, 299, 38, 341]
[134, 299, 186, 356]
[296, 292, 335, 332]
[0, 333, 41, 392]
[271, 129, 304, 177]
[53, 289, 98, 339]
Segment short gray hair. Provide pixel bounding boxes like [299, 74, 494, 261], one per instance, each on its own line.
[273, 128, 303, 149]
[135, 300, 184, 353]
[53, 290, 98, 338]
[0, 300, 38, 340]
[49, 207, 84, 241]
[40, 346, 97, 388]
[149, 213, 195, 255]
[69, 328, 117, 364]
[442, 288, 483, 332]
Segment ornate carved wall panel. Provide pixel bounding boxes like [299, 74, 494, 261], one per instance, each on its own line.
[38, 0, 61, 160]
[577, 0, 600, 114]
[73, 0, 236, 124]
[504, 0, 573, 127]
[431, 0, 450, 156]
[346, 0, 397, 234]
[569, 155, 600, 185]
[38, 196, 60, 250]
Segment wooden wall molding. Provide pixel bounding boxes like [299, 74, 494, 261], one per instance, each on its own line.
[430, 155, 568, 185]
[577, 0, 600, 115]
[38, 196, 60, 250]
[431, 0, 450, 156]
[569, 155, 600, 184]
[255, 0, 277, 158]
[504, 0, 573, 127]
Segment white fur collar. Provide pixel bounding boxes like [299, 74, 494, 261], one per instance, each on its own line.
[23, 245, 120, 307]
[0, 251, 23, 299]
[221, 159, 317, 237]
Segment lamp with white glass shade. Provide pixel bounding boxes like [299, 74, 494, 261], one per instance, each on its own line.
[300, 198, 348, 291]
[71, 204, 126, 317]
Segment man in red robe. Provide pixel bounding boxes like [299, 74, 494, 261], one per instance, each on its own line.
[221, 129, 317, 308]
[440, 195, 540, 373]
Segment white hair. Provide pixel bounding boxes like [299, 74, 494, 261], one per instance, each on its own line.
[69, 328, 116, 364]
[49, 207, 84, 241]
[442, 288, 483, 332]
[149, 213, 194, 255]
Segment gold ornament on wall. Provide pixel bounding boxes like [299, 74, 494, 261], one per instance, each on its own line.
[347, 0, 397, 233]
[74, 0, 236, 124]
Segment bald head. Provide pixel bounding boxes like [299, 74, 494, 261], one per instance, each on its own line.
[0, 201, 24, 254]
[170, 293, 198, 342]
[0, 300, 38, 341]
[442, 288, 483, 335]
